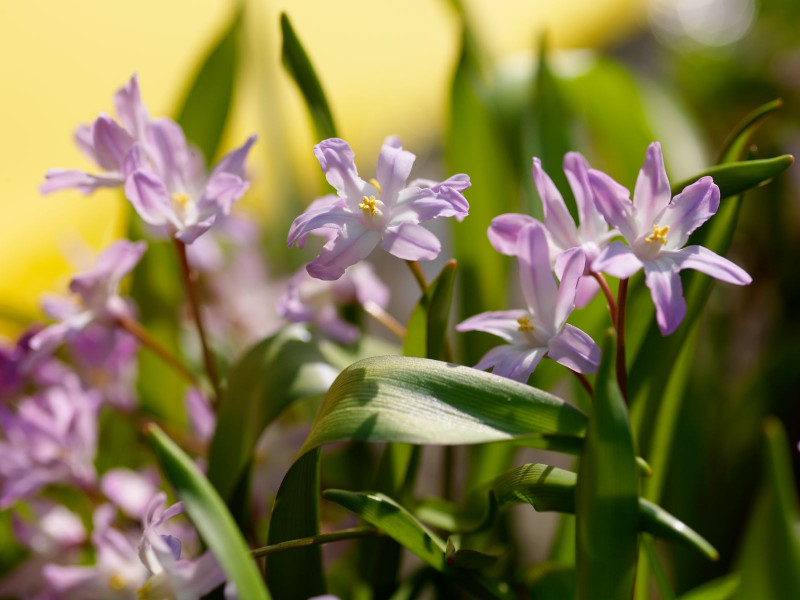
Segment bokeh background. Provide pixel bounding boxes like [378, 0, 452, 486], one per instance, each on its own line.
[2, 0, 799, 595]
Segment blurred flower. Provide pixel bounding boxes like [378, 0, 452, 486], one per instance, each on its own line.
[29, 239, 146, 356]
[589, 142, 752, 335]
[457, 222, 601, 382]
[278, 262, 389, 344]
[0, 377, 100, 507]
[488, 153, 617, 308]
[101, 468, 160, 520]
[184, 387, 216, 443]
[288, 137, 470, 280]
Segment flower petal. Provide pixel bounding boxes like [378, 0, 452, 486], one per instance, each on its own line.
[593, 242, 644, 279]
[644, 259, 687, 335]
[114, 73, 149, 140]
[666, 245, 752, 285]
[564, 151, 608, 242]
[307, 227, 381, 281]
[314, 138, 364, 200]
[376, 142, 415, 204]
[100, 468, 159, 519]
[588, 169, 639, 242]
[657, 176, 719, 249]
[176, 215, 217, 244]
[553, 247, 585, 330]
[517, 222, 557, 326]
[547, 324, 601, 374]
[456, 309, 528, 344]
[633, 142, 671, 229]
[287, 205, 360, 248]
[532, 157, 579, 251]
[40, 169, 122, 195]
[197, 172, 250, 216]
[574, 275, 600, 309]
[210, 134, 257, 179]
[317, 306, 360, 345]
[391, 188, 453, 223]
[124, 170, 181, 228]
[91, 115, 134, 172]
[487, 213, 538, 255]
[146, 118, 193, 190]
[380, 222, 441, 261]
[474, 345, 547, 383]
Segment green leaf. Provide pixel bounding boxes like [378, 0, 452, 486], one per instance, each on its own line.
[678, 575, 739, 600]
[718, 98, 782, 163]
[266, 448, 326, 599]
[175, 7, 242, 161]
[280, 12, 337, 140]
[403, 260, 457, 361]
[445, 535, 500, 570]
[576, 333, 639, 600]
[670, 155, 794, 200]
[735, 419, 800, 599]
[147, 425, 270, 600]
[300, 355, 587, 454]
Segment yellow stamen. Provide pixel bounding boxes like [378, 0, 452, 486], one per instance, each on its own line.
[358, 195, 382, 216]
[109, 573, 127, 591]
[645, 224, 669, 245]
[171, 192, 189, 207]
[369, 178, 382, 196]
[517, 316, 535, 332]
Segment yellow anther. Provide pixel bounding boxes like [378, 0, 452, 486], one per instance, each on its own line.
[645, 224, 669, 245]
[517, 316, 535, 332]
[369, 178, 382, 196]
[171, 192, 189, 207]
[358, 195, 382, 216]
[109, 573, 127, 591]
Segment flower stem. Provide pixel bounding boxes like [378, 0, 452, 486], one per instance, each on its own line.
[591, 271, 617, 328]
[173, 239, 221, 402]
[116, 314, 198, 386]
[572, 370, 595, 399]
[362, 301, 406, 340]
[250, 526, 380, 558]
[616, 278, 629, 402]
[406, 260, 429, 292]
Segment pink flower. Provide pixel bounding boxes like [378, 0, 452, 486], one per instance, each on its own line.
[589, 142, 751, 335]
[288, 137, 470, 280]
[457, 222, 601, 383]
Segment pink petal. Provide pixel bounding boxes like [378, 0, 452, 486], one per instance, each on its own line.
[197, 172, 250, 216]
[91, 115, 134, 172]
[376, 142, 415, 204]
[474, 345, 548, 383]
[314, 138, 364, 200]
[124, 170, 180, 228]
[517, 222, 557, 326]
[553, 247, 585, 330]
[70, 240, 146, 302]
[114, 73, 149, 140]
[146, 118, 192, 190]
[456, 310, 528, 343]
[176, 215, 217, 244]
[588, 169, 639, 243]
[532, 158, 579, 251]
[487, 213, 538, 255]
[667, 245, 752, 285]
[211, 134, 257, 179]
[574, 275, 601, 309]
[185, 388, 216, 442]
[307, 227, 381, 281]
[287, 205, 361, 248]
[392, 188, 462, 223]
[633, 142, 671, 229]
[40, 169, 122, 195]
[100, 468, 159, 519]
[380, 222, 441, 261]
[593, 242, 644, 279]
[564, 151, 608, 242]
[644, 260, 687, 335]
[547, 324, 601, 374]
[317, 306, 360, 345]
[657, 177, 719, 249]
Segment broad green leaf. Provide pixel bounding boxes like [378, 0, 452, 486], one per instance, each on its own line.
[445, 535, 500, 570]
[147, 425, 270, 600]
[735, 419, 800, 599]
[280, 12, 337, 140]
[576, 333, 639, 600]
[402, 261, 457, 361]
[266, 449, 326, 599]
[718, 99, 782, 162]
[678, 575, 739, 600]
[670, 155, 793, 200]
[300, 355, 587, 453]
[208, 326, 395, 501]
[176, 7, 242, 161]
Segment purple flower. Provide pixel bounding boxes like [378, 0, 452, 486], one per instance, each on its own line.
[589, 142, 752, 335]
[457, 222, 601, 383]
[288, 137, 470, 280]
[0, 378, 99, 508]
[488, 153, 617, 308]
[184, 388, 216, 443]
[101, 468, 160, 520]
[29, 239, 146, 356]
[278, 262, 390, 344]
[41, 74, 148, 195]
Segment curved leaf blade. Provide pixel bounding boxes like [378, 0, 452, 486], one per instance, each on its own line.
[718, 98, 782, 163]
[403, 260, 457, 361]
[147, 425, 270, 600]
[671, 155, 794, 200]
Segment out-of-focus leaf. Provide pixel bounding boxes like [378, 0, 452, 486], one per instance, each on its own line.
[445, 535, 500, 570]
[403, 260, 457, 361]
[176, 7, 242, 161]
[524, 562, 576, 600]
[208, 326, 394, 502]
[576, 333, 639, 600]
[642, 535, 676, 600]
[266, 448, 325, 599]
[447, 30, 515, 364]
[718, 99, 782, 162]
[678, 575, 739, 600]
[671, 155, 794, 200]
[147, 425, 270, 600]
[280, 12, 337, 140]
[734, 419, 800, 599]
[300, 356, 587, 453]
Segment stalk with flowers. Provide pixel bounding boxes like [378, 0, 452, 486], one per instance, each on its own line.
[1, 7, 798, 600]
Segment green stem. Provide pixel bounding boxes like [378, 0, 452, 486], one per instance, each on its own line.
[250, 526, 379, 558]
[616, 278, 629, 403]
[406, 260, 429, 292]
[642, 535, 677, 600]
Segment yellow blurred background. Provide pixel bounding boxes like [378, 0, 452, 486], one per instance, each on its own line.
[0, 0, 645, 336]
